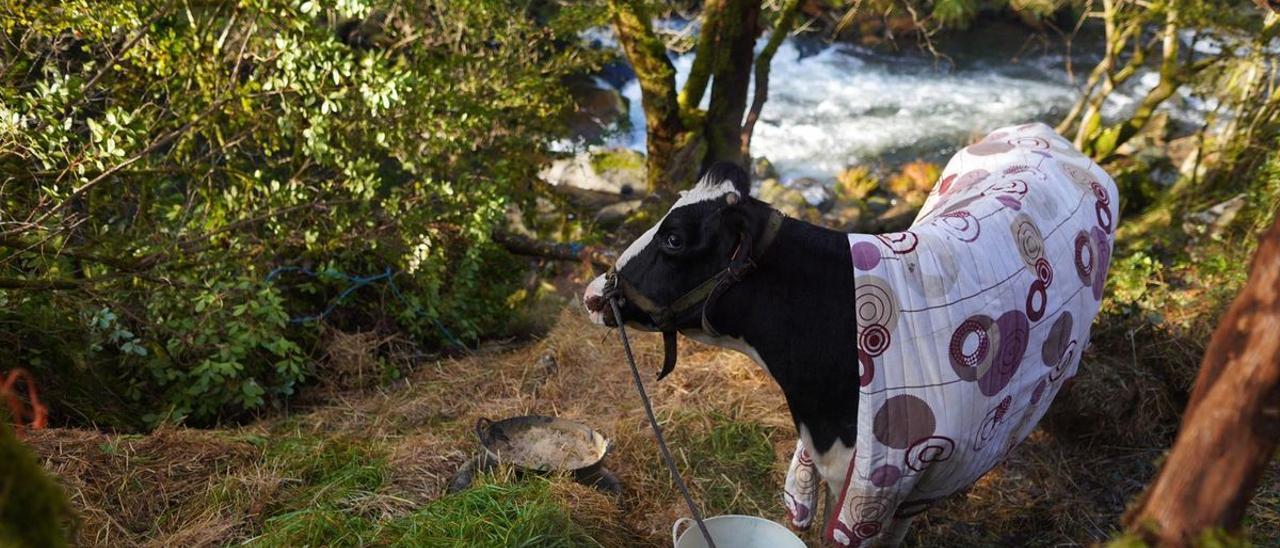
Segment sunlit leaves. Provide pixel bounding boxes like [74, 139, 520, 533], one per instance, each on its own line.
[1, 0, 601, 426]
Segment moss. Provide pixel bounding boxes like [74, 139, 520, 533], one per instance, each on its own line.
[589, 149, 644, 174]
[0, 413, 71, 547]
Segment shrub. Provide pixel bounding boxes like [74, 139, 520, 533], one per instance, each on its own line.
[0, 412, 71, 547]
[0, 0, 601, 427]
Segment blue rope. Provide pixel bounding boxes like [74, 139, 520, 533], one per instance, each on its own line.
[265, 265, 468, 351]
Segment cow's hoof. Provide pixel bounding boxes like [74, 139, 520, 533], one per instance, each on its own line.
[784, 510, 812, 532]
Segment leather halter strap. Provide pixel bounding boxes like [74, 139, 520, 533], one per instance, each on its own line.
[605, 209, 784, 335]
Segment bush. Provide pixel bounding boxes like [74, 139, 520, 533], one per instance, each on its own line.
[0, 0, 601, 427]
[0, 413, 71, 547]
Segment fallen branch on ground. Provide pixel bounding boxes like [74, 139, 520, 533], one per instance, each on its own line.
[493, 231, 614, 270]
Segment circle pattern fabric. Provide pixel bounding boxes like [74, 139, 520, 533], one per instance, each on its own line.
[820, 123, 1117, 547]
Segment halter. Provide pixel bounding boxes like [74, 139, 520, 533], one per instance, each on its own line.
[602, 208, 784, 378]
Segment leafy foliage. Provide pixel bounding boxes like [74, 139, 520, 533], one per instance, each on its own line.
[0, 0, 597, 427]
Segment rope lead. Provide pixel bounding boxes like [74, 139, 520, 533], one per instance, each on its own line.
[609, 298, 716, 548]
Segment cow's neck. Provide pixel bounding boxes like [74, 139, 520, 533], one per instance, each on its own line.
[690, 216, 860, 454]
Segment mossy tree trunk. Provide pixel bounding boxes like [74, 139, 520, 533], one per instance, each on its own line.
[610, 0, 798, 194]
[609, 0, 693, 194]
[1123, 217, 1280, 545]
[693, 0, 762, 169]
[0, 409, 70, 547]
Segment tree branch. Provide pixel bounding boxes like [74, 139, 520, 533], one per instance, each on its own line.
[492, 230, 614, 270]
[8, 95, 241, 239]
[0, 278, 81, 291]
[1123, 217, 1280, 544]
[608, 0, 689, 191]
[741, 0, 802, 160]
[680, 0, 726, 111]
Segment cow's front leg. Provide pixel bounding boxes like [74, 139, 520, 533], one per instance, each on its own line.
[880, 515, 915, 546]
[783, 439, 821, 530]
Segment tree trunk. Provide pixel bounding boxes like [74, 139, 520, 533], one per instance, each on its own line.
[608, 0, 691, 193]
[492, 230, 614, 270]
[1123, 217, 1280, 545]
[611, 0, 765, 195]
[701, 0, 762, 169]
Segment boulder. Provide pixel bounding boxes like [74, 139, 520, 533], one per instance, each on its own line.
[541, 149, 644, 195]
[821, 203, 865, 231]
[757, 177, 835, 219]
[790, 177, 836, 213]
[562, 75, 627, 142]
[589, 149, 645, 196]
[1184, 194, 1247, 241]
[752, 157, 779, 181]
[595, 199, 644, 228]
[757, 178, 805, 218]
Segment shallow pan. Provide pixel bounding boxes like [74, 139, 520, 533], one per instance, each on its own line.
[474, 415, 611, 476]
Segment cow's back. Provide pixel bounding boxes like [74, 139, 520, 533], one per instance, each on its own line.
[831, 123, 1118, 544]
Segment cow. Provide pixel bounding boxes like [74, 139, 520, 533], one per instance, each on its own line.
[583, 122, 1118, 546]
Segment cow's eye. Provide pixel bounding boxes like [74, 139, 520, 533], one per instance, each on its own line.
[663, 233, 684, 251]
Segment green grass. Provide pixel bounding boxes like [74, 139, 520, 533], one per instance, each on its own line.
[250, 471, 604, 547]
[251, 433, 390, 546]
[381, 476, 602, 547]
[669, 411, 779, 517]
[248, 430, 607, 547]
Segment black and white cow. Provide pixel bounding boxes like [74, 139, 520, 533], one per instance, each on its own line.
[584, 123, 1118, 546]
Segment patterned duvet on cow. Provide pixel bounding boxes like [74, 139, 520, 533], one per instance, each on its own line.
[783, 122, 1119, 546]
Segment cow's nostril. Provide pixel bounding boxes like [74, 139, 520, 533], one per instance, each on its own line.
[584, 295, 606, 313]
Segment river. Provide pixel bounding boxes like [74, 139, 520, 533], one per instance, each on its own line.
[584, 21, 1207, 182]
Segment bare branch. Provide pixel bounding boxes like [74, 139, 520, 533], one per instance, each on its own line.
[740, 0, 802, 160]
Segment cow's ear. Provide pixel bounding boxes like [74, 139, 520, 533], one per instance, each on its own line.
[716, 202, 751, 238]
[701, 161, 751, 198]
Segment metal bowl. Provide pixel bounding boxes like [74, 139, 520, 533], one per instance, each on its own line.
[474, 415, 611, 475]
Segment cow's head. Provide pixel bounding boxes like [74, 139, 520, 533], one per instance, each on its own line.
[583, 162, 776, 379]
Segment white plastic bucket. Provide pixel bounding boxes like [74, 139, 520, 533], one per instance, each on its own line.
[671, 515, 805, 548]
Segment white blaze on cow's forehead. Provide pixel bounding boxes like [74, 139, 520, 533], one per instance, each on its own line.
[614, 223, 661, 270]
[673, 178, 739, 208]
[613, 178, 740, 269]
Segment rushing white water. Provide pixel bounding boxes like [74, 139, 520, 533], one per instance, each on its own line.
[592, 27, 1204, 182]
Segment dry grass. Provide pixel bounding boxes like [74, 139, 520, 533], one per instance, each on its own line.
[26, 304, 1280, 546]
[25, 427, 270, 547]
